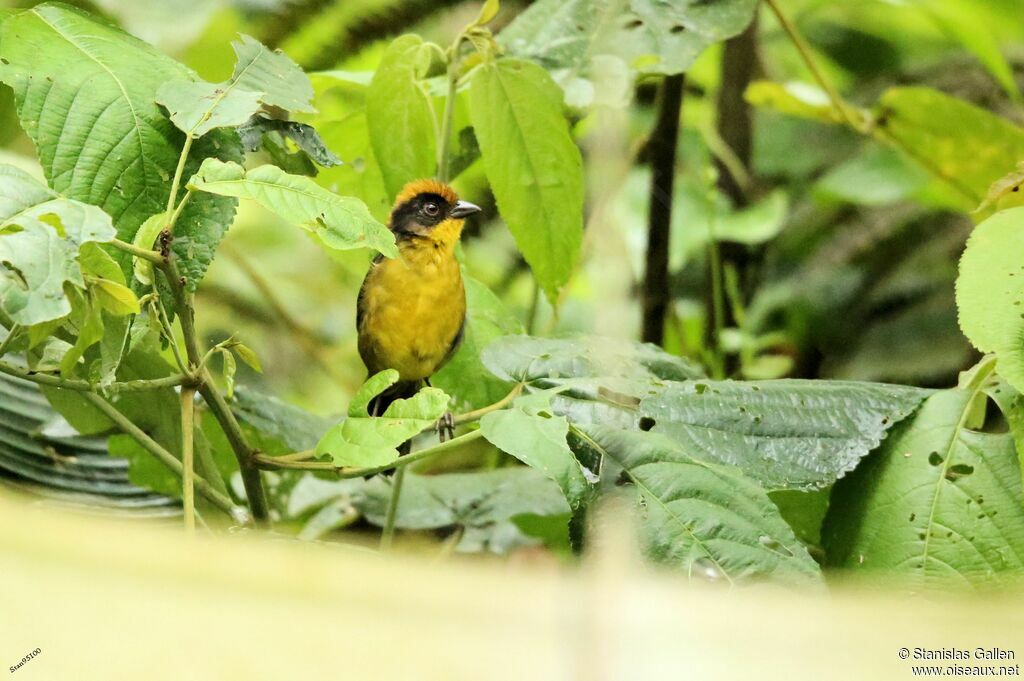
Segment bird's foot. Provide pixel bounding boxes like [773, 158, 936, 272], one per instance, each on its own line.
[435, 411, 455, 442]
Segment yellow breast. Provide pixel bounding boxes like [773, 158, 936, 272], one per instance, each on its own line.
[358, 234, 466, 382]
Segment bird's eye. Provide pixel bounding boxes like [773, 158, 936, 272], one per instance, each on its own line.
[423, 202, 440, 217]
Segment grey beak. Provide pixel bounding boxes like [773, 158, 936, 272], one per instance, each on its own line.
[450, 200, 482, 218]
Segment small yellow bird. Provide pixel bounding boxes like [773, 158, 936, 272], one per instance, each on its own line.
[357, 179, 480, 436]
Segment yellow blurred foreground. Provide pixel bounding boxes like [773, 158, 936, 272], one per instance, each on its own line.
[0, 493, 1022, 681]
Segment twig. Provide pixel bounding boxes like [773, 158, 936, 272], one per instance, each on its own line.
[452, 383, 523, 425]
[108, 238, 165, 264]
[380, 466, 406, 551]
[80, 392, 247, 524]
[0, 324, 22, 358]
[255, 429, 485, 476]
[0, 359, 192, 392]
[437, 35, 463, 182]
[764, 0, 866, 132]
[181, 387, 196, 535]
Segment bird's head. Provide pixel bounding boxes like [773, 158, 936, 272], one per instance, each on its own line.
[388, 179, 481, 246]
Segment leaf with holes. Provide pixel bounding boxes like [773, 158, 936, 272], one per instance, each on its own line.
[823, 368, 1024, 588]
[580, 425, 822, 586]
[500, 0, 758, 86]
[0, 165, 116, 325]
[157, 34, 314, 138]
[639, 379, 929, 491]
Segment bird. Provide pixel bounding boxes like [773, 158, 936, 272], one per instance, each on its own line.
[356, 179, 481, 442]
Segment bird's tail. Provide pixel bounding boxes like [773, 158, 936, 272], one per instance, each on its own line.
[368, 379, 421, 457]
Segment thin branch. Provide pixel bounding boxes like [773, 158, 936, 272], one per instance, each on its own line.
[108, 238, 164, 264]
[764, 0, 866, 132]
[181, 387, 196, 535]
[0, 359, 192, 392]
[166, 134, 195, 218]
[452, 383, 523, 425]
[380, 466, 406, 551]
[0, 324, 22, 358]
[80, 391, 247, 524]
[197, 370, 271, 526]
[437, 36, 463, 182]
[158, 246, 271, 527]
[255, 429, 486, 477]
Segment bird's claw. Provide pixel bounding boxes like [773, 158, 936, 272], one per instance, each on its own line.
[435, 411, 455, 442]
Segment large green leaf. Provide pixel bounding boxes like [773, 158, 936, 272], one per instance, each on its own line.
[580, 426, 822, 586]
[500, 0, 758, 84]
[956, 207, 1024, 393]
[0, 4, 241, 287]
[480, 394, 594, 509]
[366, 35, 436, 199]
[0, 165, 116, 325]
[315, 370, 450, 467]
[482, 334, 703, 384]
[157, 34, 314, 138]
[639, 380, 930, 491]
[432, 276, 524, 411]
[823, 371, 1024, 588]
[470, 59, 583, 304]
[187, 159, 396, 258]
[874, 87, 1024, 212]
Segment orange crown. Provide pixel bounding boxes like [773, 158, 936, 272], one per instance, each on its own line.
[393, 179, 459, 208]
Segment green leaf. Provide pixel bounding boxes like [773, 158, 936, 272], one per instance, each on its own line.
[956, 208, 1024, 392]
[744, 81, 847, 125]
[480, 398, 594, 509]
[348, 369, 399, 418]
[315, 379, 450, 467]
[873, 87, 1024, 212]
[500, 0, 758, 81]
[131, 211, 169, 285]
[188, 159, 396, 258]
[90, 278, 140, 316]
[157, 80, 264, 138]
[482, 334, 703, 384]
[580, 426, 822, 586]
[366, 35, 437, 198]
[233, 343, 262, 373]
[156, 34, 314, 138]
[470, 59, 583, 303]
[914, 0, 1020, 103]
[0, 4, 238, 285]
[0, 165, 116, 325]
[219, 347, 236, 398]
[357, 467, 570, 554]
[230, 35, 315, 114]
[639, 380, 930, 490]
[432, 276, 524, 410]
[823, 375, 1024, 588]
